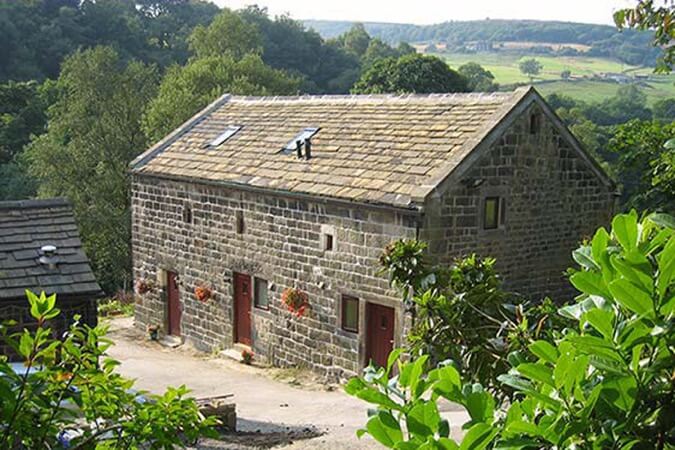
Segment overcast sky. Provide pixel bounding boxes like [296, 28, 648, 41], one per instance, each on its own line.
[215, 0, 636, 26]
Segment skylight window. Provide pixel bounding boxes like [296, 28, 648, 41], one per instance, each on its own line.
[206, 125, 241, 148]
[281, 127, 319, 154]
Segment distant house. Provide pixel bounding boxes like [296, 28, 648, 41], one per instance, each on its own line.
[0, 198, 101, 358]
[130, 87, 615, 379]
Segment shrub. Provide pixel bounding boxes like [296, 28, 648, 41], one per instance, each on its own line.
[348, 211, 675, 449]
[0, 290, 217, 448]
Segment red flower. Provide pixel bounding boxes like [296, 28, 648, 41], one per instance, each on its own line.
[281, 288, 309, 317]
[194, 285, 212, 302]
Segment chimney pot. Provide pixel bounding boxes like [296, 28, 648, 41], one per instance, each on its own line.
[304, 138, 312, 160]
[295, 140, 302, 158]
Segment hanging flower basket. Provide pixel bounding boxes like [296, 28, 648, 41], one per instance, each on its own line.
[281, 287, 310, 317]
[194, 284, 212, 302]
[135, 278, 154, 295]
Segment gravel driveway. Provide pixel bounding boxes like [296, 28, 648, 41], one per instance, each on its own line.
[106, 317, 468, 449]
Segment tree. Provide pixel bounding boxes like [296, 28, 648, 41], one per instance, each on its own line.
[188, 8, 262, 59]
[561, 69, 571, 79]
[653, 97, 675, 121]
[337, 23, 371, 58]
[614, 0, 675, 71]
[0, 290, 217, 448]
[143, 54, 300, 143]
[519, 58, 542, 81]
[458, 62, 499, 92]
[608, 119, 675, 212]
[26, 47, 158, 294]
[351, 54, 469, 94]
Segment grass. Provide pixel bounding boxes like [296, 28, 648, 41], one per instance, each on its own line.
[98, 298, 135, 318]
[435, 51, 675, 104]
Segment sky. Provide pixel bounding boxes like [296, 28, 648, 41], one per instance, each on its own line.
[215, 0, 636, 26]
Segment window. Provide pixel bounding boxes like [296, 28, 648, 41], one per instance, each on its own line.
[206, 125, 241, 148]
[341, 295, 359, 333]
[324, 233, 334, 251]
[182, 205, 192, 223]
[235, 210, 244, 234]
[281, 127, 319, 154]
[484, 197, 499, 230]
[254, 278, 269, 309]
[529, 113, 541, 135]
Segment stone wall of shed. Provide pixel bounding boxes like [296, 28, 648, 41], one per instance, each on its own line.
[131, 175, 416, 380]
[421, 103, 615, 301]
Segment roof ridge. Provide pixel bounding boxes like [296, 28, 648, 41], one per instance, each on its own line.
[228, 91, 517, 103]
[0, 197, 70, 210]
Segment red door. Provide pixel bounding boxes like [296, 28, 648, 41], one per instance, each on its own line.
[233, 273, 252, 346]
[366, 303, 395, 368]
[167, 271, 181, 336]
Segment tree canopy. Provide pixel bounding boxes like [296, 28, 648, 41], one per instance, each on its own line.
[458, 62, 499, 92]
[351, 53, 469, 94]
[26, 46, 158, 293]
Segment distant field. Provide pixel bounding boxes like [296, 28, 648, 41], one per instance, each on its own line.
[434, 51, 675, 104]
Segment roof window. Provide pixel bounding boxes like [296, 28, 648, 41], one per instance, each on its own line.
[205, 125, 241, 148]
[281, 127, 319, 155]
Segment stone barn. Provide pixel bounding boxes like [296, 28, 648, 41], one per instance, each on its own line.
[130, 87, 615, 379]
[0, 198, 101, 359]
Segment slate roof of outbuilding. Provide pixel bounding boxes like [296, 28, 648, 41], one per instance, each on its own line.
[131, 87, 533, 208]
[0, 198, 102, 300]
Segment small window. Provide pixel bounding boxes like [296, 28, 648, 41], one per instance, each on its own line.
[254, 278, 269, 310]
[182, 205, 192, 223]
[235, 210, 245, 234]
[341, 295, 359, 333]
[484, 197, 500, 230]
[324, 233, 334, 251]
[529, 113, 541, 135]
[206, 125, 241, 148]
[281, 127, 319, 154]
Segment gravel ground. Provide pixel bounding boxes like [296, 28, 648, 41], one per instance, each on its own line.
[105, 317, 469, 449]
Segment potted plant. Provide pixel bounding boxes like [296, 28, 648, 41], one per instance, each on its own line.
[135, 278, 154, 295]
[194, 284, 212, 302]
[281, 287, 309, 317]
[146, 324, 159, 341]
[241, 349, 254, 365]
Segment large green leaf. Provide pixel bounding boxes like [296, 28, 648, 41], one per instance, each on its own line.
[407, 401, 440, 438]
[528, 340, 559, 364]
[657, 236, 675, 299]
[573, 246, 599, 271]
[649, 212, 675, 230]
[570, 271, 611, 299]
[367, 411, 403, 447]
[610, 254, 653, 294]
[600, 375, 637, 412]
[356, 387, 403, 411]
[608, 279, 654, 317]
[517, 363, 554, 387]
[464, 387, 495, 423]
[459, 423, 498, 450]
[612, 212, 639, 251]
[583, 308, 614, 341]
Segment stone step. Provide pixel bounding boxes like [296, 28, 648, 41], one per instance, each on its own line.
[159, 335, 183, 348]
[219, 343, 253, 363]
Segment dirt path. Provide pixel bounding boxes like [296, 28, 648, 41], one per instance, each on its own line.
[106, 317, 468, 449]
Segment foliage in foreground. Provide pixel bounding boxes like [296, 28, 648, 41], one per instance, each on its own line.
[348, 211, 675, 449]
[379, 241, 569, 399]
[0, 290, 216, 449]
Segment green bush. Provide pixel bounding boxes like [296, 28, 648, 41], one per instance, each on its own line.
[349, 211, 675, 449]
[0, 290, 217, 449]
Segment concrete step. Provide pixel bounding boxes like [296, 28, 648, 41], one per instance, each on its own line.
[159, 335, 183, 348]
[219, 343, 253, 363]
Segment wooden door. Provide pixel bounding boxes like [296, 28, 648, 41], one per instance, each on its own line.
[233, 273, 252, 346]
[167, 271, 181, 336]
[366, 303, 395, 368]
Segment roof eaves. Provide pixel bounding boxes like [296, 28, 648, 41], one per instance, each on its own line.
[410, 86, 534, 203]
[0, 197, 70, 211]
[130, 93, 232, 171]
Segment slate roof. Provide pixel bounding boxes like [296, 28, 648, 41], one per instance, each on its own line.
[131, 87, 533, 208]
[0, 198, 102, 300]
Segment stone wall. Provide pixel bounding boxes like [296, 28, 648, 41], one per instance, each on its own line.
[131, 176, 417, 380]
[422, 103, 615, 300]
